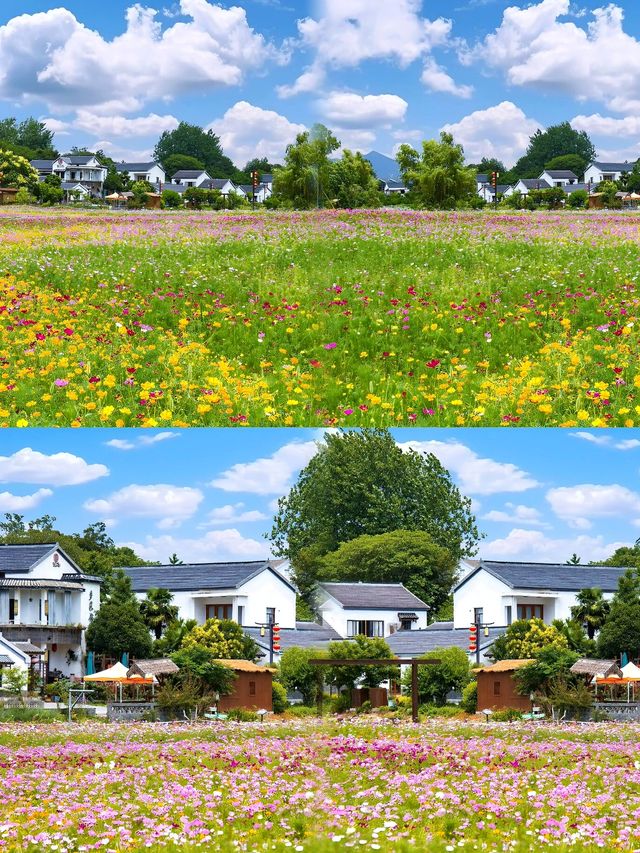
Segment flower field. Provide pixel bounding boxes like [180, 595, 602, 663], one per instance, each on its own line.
[1, 717, 640, 851]
[3, 207, 640, 427]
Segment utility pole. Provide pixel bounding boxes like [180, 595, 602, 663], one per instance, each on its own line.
[256, 621, 280, 665]
[492, 171, 499, 211]
[469, 620, 494, 666]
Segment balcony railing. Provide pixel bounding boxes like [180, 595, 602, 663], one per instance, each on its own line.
[0, 624, 82, 644]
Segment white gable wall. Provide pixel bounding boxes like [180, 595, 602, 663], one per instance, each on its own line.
[319, 596, 428, 638]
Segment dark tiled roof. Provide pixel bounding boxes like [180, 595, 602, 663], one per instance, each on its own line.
[455, 560, 630, 593]
[61, 573, 103, 584]
[116, 162, 159, 172]
[476, 174, 489, 183]
[383, 179, 406, 189]
[0, 544, 58, 574]
[0, 579, 83, 589]
[61, 155, 99, 166]
[260, 173, 273, 184]
[207, 178, 234, 190]
[544, 170, 578, 179]
[12, 641, 44, 654]
[590, 161, 635, 172]
[385, 627, 506, 657]
[30, 159, 54, 170]
[161, 182, 187, 194]
[0, 655, 13, 664]
[171, 170, 208, 179]
[318, 582, 429, 610]
[518, 179, 552, 190]
[566, 184, 590, 193]
[120, 561, 295, 593]
[244, 624, 340, 652]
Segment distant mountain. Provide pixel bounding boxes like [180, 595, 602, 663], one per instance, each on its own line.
[362, 150, 402, 182]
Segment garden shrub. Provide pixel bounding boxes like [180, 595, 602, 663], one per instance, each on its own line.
[286, 705, 317, 718]
[490, 708, 523, 722]
[460, 681, 478, 714]
[226, 708, 259, 722]
[272, 682, 289, 714]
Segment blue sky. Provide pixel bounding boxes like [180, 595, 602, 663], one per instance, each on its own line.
[0, 427, 637, 566]
[2, 1, 640, 168]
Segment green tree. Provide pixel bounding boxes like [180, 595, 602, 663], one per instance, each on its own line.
[129, 180, 154, 208]
[153, 618, 198, 656]
[513, 122, 596, 178]
[170, 645, 237, 694]
[513, 646, 580, 695]
[34, 174, 63, 205]
[278, 646, 325, 705]
[153, 122, 235, 178]
[551, 618, 595, 656]
[273, 124, 341, 209]
[596, 568, 640, 658]
[396, 132, 477, 208]
[328, 149, 381, 208]
[489, 618, 569, 661]
[271, 429, 479, 602]
[319, 530, 456, 614]
[470, 157, 505, 175]
[570, 588, 610, 640]
[567, 190, 589, 209]
[543, 153, 587, 177]
[182, 618, 259, 661]
[598, 180, 620, 207]
[139, 588, 179, 640]
[325, 636, 397, 691]
[402, 647, 470, 705]
[85, 571, 153, 659]
[622, 162, 640, 192]
[17, 118, 56, 157]
[162, 189, 183, 208]
[0, 150, 38, 190]
[163, 153, 206, 179]
[566, 553, 581, 565]
[168, 553, 184, 565]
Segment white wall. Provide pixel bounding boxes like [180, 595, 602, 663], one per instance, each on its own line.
[453, 570, 512, 628]
[319, 597, 427, 638]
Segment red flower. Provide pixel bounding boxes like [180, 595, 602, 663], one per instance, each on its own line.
[426, 359, 440, 368]
[310, 359, 322, 368]
[613, 367, 623, 374]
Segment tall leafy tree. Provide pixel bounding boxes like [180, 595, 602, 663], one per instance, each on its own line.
[273, 124, 341, 208]
[17, 118, 56, 157]
[325, 636, 397, 691]
[163, 154, 206, 179]
[182, 618, 259, 661]
[319, 530, 456, 613]
[544, 154, 587, 177]
[278, 647, 325, 705]
[271, 429, 479, 601]
[396, 132, 476, 208]
[0, 150, 38, 190]
[402, 647, 470, 705]
[570, 588, 610, 640]
[85, 571, 153, 659]
[597, 569, 640, 659]
[139, 588, 179, 640]
[153, 122, 235, 178]
[328, 149, 381, 209]
[513, 122, 596, 178]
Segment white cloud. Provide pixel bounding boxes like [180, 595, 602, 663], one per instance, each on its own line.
[470, 1, 640, 114]
[546, 483, 640, 529]
[421, 58, 473, 98]
[569, 431, 611, 446]
[320, 92, 408, 129]
[0, 2, 285, 113]
[398, 439, 540, 496]
[105, 439, 136, 451]
[480, 527, 627, 563]
[203, 502, 268, 525]
[571, 113, 640, 139]
[207, 101, 305, 166]
[210, 439, 318, 495]
[0, 448, 108, 486]
[137, 431, 180, 446]
[105, 432, 179, 451]
[615, 439, 640, 451]
[84, 483, 203, 529]
[118, 528, 268, 563]
[0, 489, 53, 512]
[441, 101, 541, 167]
[482, 503, 548, 527]
[72, 111, 179, 138]
[280, 0, 454, 97]
[334, 129, 376, 153]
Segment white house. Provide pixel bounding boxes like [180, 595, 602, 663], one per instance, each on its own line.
[206, 178, 243, 196]
[539, 169, 579, 187]
[507, 178, 552, 197]
[316, 582, 429, 639]
[121, 559, 297, 630]
[53, 155, 107, 195]
[170, 169, 211, 188]
[116, 161, 165, 187]
[584, 161, 636, 185]
[0, 543, 102, 678]
[380, 179, 408, 195]
[452, 559, 629, 630]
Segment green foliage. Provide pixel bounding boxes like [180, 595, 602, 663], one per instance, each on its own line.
[551, 618, 595, 656]
[271, 681, 290, 713]
[103, 167, 130, 194]
[273, 124, 341, 209]
[514, 647, 580, 696]
[325, 636, 397, 690]
[460, 680, 477, 713]
[226, 707, 259, 722]
[271, 429, 479, 601]
[139, 588, 179, 640]
[469, 157, 505, 176]
[0, 117, 56, 159]
[43, 679, 71, 703]
[295, 597, 316, 622]
[34, 178, 63, 205]
[2, 668, 27, 695]
[328, 149, 381, 209]
[490, 707, 523, 722]
[181, 618, 260, 661]
[85, 571, 153, 659]
[597, 600, 640, 658]
[545, 678, 593, 716]
[567, 189, 588, 208]
[597, 180, 620, 207]
[15, 187, 34, 204]
[319, 529, 457, 614]
[128, 180, 154, 208]
[161, 189, 183, 208]
[402, 647, 470, 706]
[170, 645, 237, 694]
[153, 122, 235, 178]
[570, 588, 610, 640]
[544, 154, 587, 177]
[396, 132, 477, 209]
[514, 122, 596, 178]
[489, 619, 569, 661]
[164, 153, 206, 178]
[155, 676, 217, 717]
[278, 647, 325, 706]
[184, 186, 208, 208]
[285, 704, 317, 717]
[0, 150, 39, 190]
[153, 618, 198, 656]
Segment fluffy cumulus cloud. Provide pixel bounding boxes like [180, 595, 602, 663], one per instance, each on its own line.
[482, 503, 548, 527]
[398, 439, 539, 496]
[203, 503, 268, 526]
[0, 1, 285, 113]
[480, 528, 628, 563]
[210, 439, 318, 495]
[207, 101, 305, 166]
[319, 93, 408, 129]
[469, 0, 640, 114]
[280, 0, 460, 98]
[441, 101, 541, 167]
[105, 432, 179, 452]
[72, 111, 179, 138]
[0, 489, 53, 512]
[84, 483, 203, 529]
[118, 528, 268, 562]
[420, 58, 473, 98]
[0, 448, 108, 486]
[546, 483, 640, 529]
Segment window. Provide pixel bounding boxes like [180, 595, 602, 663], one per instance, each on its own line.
[237, 606, 244, 626]
[249, 681, 256, 696]
[505, 606, 512, 626]
[266, 607, 276, 625]
[400, 619, 413, 631]
[206, 604, 232, 621]
[493, 681, 501, 696]
[473, 607, 484, 625]
[517, 604, 544, 621]
[8, 598, 18, 622]
[347, 620, 384, 638]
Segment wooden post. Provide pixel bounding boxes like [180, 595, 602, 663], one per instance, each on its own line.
[411, 659, 419, 723]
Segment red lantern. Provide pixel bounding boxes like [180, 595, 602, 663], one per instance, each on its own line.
[51, 643, 58, 652]
[468, 624, 477, 653]
[272, 624, 281, 652]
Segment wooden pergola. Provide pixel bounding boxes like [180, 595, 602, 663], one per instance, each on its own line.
[310, 657, 439, 723]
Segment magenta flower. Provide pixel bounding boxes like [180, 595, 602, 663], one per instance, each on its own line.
[54, 379, 69, 388]
[324, 342, 337, 350]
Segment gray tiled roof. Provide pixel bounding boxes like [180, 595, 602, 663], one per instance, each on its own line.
[30, 159, 54, 170]
[0, 544, 58, 574]
[61, 155, 99, 166]
[120, 560, 295, 593]
[518, 179, 552, 190]
[0, 655, 13, 665]
[476, 174, 489, 183]
[171, 170, 208, 179]
[115, 162, 159, 172]
[207, 178, 233, 190]
[590, 161, 635, 172]
[161, 182, 187, 194]
[12, 641, 44, 654]
[383, 179, 406, 189]
[385, 626, 506, 656]
[455, 560, 631, 593]
[244, 623, 340, 652]
[544, 170, 578, 179]
[318, 582, 429, 610]
[0, 579, 83, 589]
